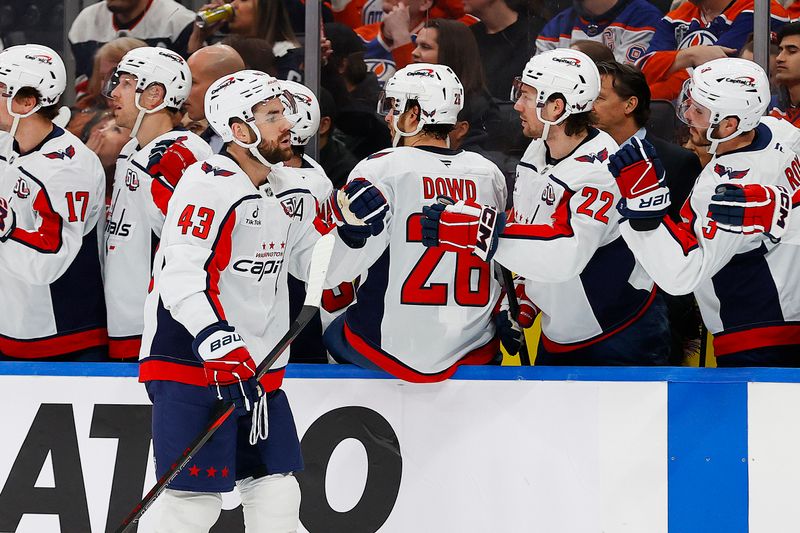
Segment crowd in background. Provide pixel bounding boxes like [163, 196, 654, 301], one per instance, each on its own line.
[3, 0, 800, 367]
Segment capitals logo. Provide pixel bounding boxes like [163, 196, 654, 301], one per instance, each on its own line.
[201, 162, 235, 177]
[552, 56, 581, 67]
[13, 178, 30, 199]
[575, 148, 608, 164]
[43, 145, 76, 160]
[714, 164, 749, 179]
[407, 68, 435, 78]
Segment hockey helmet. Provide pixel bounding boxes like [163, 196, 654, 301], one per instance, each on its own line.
[281, 80, 320, 146]
[678, 57, 769, 154]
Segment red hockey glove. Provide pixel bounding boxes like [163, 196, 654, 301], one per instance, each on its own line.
[147, 138, 197, 186]
[192, 321, 260, 416]
[0, 198, 16, 241]
[709, 183, 792, 242]
[607, 138, 670, 229]
[420, 196, 506, 261]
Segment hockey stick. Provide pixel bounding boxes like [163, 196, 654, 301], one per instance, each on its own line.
[115, 233, 336, 533]
[499, 265, 531, 366]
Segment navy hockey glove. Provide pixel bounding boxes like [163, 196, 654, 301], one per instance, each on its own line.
[608, 138, 671, 231]
[0, 198, 15, 241]
[709, 183, 792, 242]
[420, 195, 506, 261]
[330, 178, 389, 248]
[495, 311, 523, 355]
[193, 321, 261, 417]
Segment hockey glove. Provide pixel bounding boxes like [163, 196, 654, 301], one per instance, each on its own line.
[608, 137, 671, 231]
[146, 137, 195, 185]
[709, 183, 792, 242]
[495, 277, 538, 354]
[0, 198, 15, 241]
[330, 178, 389, 248]
[193, 321, 260, 417]
[420, 195, 506, 261]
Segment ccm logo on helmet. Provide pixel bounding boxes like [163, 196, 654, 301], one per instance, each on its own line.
[552, 57, 581, 67]
[407, 68, 435, 77]
[24, 54, 52, 65]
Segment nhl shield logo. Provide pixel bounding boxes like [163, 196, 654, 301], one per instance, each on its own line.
[13, 178, 30, 199]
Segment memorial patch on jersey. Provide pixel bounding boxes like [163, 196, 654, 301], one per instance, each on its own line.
[575, 148, 608, 164]
[13, 178, 30, 199]
[280, 196, 304, 219]
[201, 162, 235, 177]
[714, 164, 749, 180]
[125, 169, 140, 191]
[43, 145, 76, 160]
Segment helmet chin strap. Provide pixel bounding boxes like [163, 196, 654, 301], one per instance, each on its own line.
[4, 97, 41, 162]
[392, 113, 425, 147]
[129, 92, 167, 139]
[705, 123, 744, 156]
[232, 124, 274, 170]
[535, 106, 570, 143]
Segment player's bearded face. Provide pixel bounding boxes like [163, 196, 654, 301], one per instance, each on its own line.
[251, 99, 294, 164]
[513, 83, 544, 139]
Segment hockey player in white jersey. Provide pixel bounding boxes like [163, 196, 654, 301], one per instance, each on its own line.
[0, 45, 107, 360]
[610, 58, 800, 366]
[139, 70, 331, 532]
[322, 63, 509, 382]
[421, 49, 671, 365]
[103, 46, 213, 359]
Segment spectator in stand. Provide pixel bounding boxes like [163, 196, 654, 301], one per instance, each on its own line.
[334, 0, 475, 33]
[739, 33, 779, 92]
[183, 44, 245, 153]
[189, 0, 303, 81]
[69, 0, 194, 98]
[465, 0, 545, 100]
[570, 39, 616, 63]
[283, 0, 334, 37]
[318, 88, 360, 189]
[637, 0, 788, 101]
[536, 0, 662, 65]
[770, 22, 800, 127]
[222, 35, 278, 76]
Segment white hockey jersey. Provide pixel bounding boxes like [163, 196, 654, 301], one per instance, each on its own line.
[0, 127, 106, 357]
[329, 146, 507, 380]
[104, 130, 212, 359]
[140, 153, 330, 390]
[493, 128, 657, 351]
[620, 118, 800, 358]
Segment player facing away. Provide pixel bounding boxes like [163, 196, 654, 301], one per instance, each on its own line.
[322, 63, 509, 382]
[422, 49, 671, 365]
[0, 45, 107, 360]
[609, 57, 800, 367]
[138, 70, 330, 532]
[103, 47, 213, 359]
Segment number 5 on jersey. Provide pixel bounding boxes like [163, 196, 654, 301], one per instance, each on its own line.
[177, 204, 215, 239]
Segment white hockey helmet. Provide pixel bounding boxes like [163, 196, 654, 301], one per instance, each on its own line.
[678, 57, 769, 154]
[104, 47, 191, 138]
[281, 80, 320, 146]
[512, 49, 600, 139]
[378, 63, 464, 146]
[205, 69, 297, 167]
[0, 44, 66, 138]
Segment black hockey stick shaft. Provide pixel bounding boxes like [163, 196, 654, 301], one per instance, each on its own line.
[500, 266, 531, 366]
[115, 235, 335, 533]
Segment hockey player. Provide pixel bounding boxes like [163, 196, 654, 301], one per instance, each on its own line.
[610, 57, 800, 366]
[0, 45, 107, 359]
[322, 63, 508, 382]
[139, 70, 329, 532]
[103, 47, 213, 359]
[421, 49, 671, 365]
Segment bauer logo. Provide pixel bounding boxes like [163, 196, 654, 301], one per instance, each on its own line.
[552, 56, 581, 67]
[407, 68, 435, 78]
[24, 54, 52, 64]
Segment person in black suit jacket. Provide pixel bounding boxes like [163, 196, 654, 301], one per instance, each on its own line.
[592, 60, 704, 365]
[592, 61, 702, 221]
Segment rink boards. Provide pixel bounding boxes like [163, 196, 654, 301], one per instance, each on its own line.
[1, 364, 799, 533]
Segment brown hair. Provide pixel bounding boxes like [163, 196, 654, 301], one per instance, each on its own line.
[253, 0, 299, 47]
[15, 87, 60, 120]
[547, 93, 595, 136]
[422, 18, 487, 95]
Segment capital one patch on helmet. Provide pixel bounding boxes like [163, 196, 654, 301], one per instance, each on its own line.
[552, 56, 581, 67]
[25, 54, 52, 65]
[293, 92, 313, 105]
[721, 76, 756, 88]
[211, 77, 236, 95]
[157, 50, 184, 64]
[408, 68, 435, 78]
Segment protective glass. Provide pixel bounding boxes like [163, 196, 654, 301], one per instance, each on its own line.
[677, 79, 712, 129]
[277, 89, 300, 125]
[252, 91, 298, 126]
[376, 91, 398, 116]
[101, 70, 137, 99]
[511, 77, 524, 103]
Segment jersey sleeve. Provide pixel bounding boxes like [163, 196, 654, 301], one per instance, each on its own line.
[618, 175, 760, 295]
[493, 171, 620, 283]
[285, 192, 335, 282]
[0, 162, 105, 285]
[637, 17, 679, 86]
[157, 178, 244, 337]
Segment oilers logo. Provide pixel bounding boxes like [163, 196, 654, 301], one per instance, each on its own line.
[365, 59, 396, 86]
[677, 28, 717, 49]
[13, 178, 30, 199]
[626, 44, 646, 63]
[125, 169, 140, 191]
